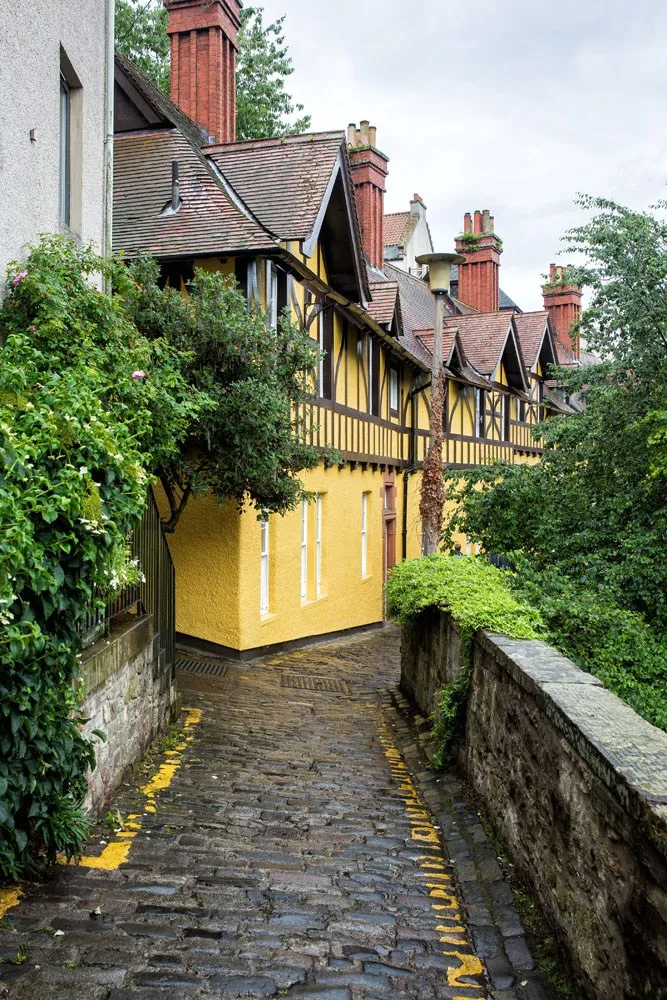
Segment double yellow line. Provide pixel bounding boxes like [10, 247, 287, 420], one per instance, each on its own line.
[378, 720, 488, 998]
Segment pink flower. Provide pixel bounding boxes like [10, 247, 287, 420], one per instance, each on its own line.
[30, 326, 36, 333]
[132, 370, 146, 381]
[12, 270, 28, 287]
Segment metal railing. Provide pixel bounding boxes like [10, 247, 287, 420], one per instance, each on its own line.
[80, 491, 175, 673]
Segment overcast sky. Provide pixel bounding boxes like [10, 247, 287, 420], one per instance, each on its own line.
[257, 0, 667, 310]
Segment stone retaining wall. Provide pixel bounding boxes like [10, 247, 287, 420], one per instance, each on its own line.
[400, 611, 667, 1000]
[80, 615, 179, 817]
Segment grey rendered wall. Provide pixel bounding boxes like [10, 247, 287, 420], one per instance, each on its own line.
[0, 0, 108, 281]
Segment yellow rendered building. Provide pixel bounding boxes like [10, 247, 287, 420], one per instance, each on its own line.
[112, 10, 576, 657]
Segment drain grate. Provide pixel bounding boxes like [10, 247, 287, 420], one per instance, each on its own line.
[281, 673, 349, 694]
[176, 656, 229, 678]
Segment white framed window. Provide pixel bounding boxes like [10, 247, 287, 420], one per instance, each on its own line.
[368, 338, 374, 414]
[316, 495, 323, 599]
[260, 516, 270, 615]
[266, 260, 278, 330]
[361, 493, 369, 578]
[300, 499, 309, 602]
[389, 368, 399, 414]
[317, 309, 324, 397]
[474, 388, 486, 439]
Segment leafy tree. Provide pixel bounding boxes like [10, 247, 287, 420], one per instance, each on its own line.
[115, 0, 170, 92]
[443, 195, 667, 728]
[114, 1, 311, 140]
[120, 258, 323, 532]
[236, 6, 310, 140]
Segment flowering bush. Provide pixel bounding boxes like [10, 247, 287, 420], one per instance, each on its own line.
[0, 237, 194, 878]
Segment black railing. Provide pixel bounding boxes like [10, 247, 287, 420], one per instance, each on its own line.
[80, 492, 175, 674]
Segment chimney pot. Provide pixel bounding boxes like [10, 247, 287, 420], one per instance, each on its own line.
[348, 122, 389, 270]
[455, 208, 503, 313]
[165, 0, 241, 144]
[347, 123, 357, 146]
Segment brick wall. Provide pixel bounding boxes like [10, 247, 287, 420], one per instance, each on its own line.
[80, 615, 180, 817]
[400, 613, 667, 1000]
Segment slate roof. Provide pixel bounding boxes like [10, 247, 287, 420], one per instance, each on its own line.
[443, 313, 518, 378]
[514, 311, 550, 369]
[113, 130, 277, 259]
[367, 281, 399, 326]
[384, 211, 412, 247]
[385, 263, 436, 333]
[207, 132, 346, 240]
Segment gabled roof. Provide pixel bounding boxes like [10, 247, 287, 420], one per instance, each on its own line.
[384, 211, 413, 247]
[114, 53, 206, 149]
[443, 313, 529, 392]
[207, 132, 344, 241]
[207, 132, 369, 303]
[514, 311, 557, 373]
[415, 329, 494, 389]
[113, 130, 277, 259]
[367, 281, 399, 326]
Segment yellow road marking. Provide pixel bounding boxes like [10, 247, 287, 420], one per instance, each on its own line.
[76, 707, 202, 871]
[378, 718, 487, 998]
[0, 887, 23, 920]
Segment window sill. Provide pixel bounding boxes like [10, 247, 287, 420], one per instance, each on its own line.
[303, 593, 329, 607]
[361, 574, 373, 584]
[260, 612, 278, 626]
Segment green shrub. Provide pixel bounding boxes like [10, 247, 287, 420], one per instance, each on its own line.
[0, 237, 192, 878]
[513, 565, 667, 731]
[386, 555, 544, 643]
[387, 556, 544, 762]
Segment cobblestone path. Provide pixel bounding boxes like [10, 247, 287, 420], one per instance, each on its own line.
[0, 628, 550, 1000]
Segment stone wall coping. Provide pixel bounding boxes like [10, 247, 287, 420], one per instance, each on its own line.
[481, 628, 667, 853]
[80, 614, 154, 696]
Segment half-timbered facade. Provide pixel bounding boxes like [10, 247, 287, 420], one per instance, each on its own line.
[112, 0, 575, 657]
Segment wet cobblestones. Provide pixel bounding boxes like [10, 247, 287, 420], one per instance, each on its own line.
[0, 628, 551, 999]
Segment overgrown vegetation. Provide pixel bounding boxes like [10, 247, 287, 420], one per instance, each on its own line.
[387, 556, 544, 761]
[0, 237, 322, 877]
[115, 1, 311, 140]
[444, 195, 667, 733]
[122, 257, 322, 531]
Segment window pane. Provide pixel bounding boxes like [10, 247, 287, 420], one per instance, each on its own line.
[59, 77, 70, 225]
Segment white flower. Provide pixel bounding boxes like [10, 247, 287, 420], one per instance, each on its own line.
[79, 466, 89, 477]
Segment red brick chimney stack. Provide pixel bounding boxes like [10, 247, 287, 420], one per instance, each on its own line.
[454, 210, 503, 313]
[164, 0, 241, 145]
[348, 122, 389, 270]
[542, 264, 582, 358]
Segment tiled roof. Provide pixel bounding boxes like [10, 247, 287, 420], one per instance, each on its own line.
[207, 132, 346, 240]
[384, 211, 412, 246]
[113, 130, 276, 259]
[115, 53, 206, 150]
[415, 330, 492, 388]
[367, 281, 399, 326]
[443, 313, 516, 377]
[514, 311, 549, 368]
